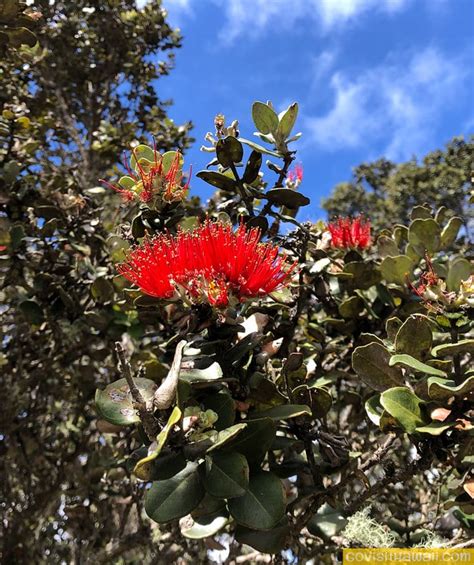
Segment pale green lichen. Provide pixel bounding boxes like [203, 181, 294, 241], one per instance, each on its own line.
[342, 506, 397, 548]
[413, 530, 450, 548]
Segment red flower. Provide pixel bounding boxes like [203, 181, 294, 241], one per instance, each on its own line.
[408, 254, 441, 302]
[118, 221, 296, 307]
[327, 216, 371, 250]
[101, 145, 190, 204]
[287, 163, 303, 184]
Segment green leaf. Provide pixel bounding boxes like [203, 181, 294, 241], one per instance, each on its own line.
[118, 175, 136, 189]
[389, 354, 447, 377]
[95, 377, 157, 426]
[242, 150, 262, 184]
[365, 394, 383, 426]
[145, 462, 205, 523]
[394, 315, 432, 360]
[196, 171, 237, 191]
[410, 205, 433, 220]
[344, 261, 382, 290]
[408, 218, 441, 254]
[221, 418, 276, 464]
[216, 136, 243, 168]
[7, 26, 37, 47]
[19, 300, 44, 325]
[235, 517, 289, 553]
[352, 343, 404, 392]
[265, 188, 310, 208]
[380, 255, 414, 285]
[277, 102, 298, 140]
[377, 235, 400, 258]
[203, 452, 249, 499]
[380, 387, 426, 433]
[148, 452, 187, 481]
[207, 423, 248, 451]
[181, 514, 228, 539]
[180, 362, 223, 382]
[134, 407, 182, 480]
[432, 339, 474, 358]
[161, 150, 182, 175]
[252, 101, 279, 135]
[130, 144, 155, 170]
[91, 277, 114, 302]
[427, 376, 474, 401]
[338, 295, 364, 319]
[441, 216, 463, 247]
[239, 137, 281, 158]
[386, 317, 403, 342]
[248, 404, 311, 421]
[415, 421, 454, 435]
[447, 258, 473, 292]
[201, 390, 235, 431]
[228, 471, 285, 530]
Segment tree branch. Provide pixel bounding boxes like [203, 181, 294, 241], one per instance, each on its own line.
[115, 342, 158, 440]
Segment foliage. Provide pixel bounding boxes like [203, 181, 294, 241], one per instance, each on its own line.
[0, 1, 194, 562]
[1, 3, 473, 563]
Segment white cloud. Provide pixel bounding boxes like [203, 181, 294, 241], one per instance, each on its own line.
[305, 48, 467, 160]
[209, 0, 411, 44]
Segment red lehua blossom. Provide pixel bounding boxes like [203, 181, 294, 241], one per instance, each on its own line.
[100, 144, 190, 204]
[287, 163, 303, 184]
[327, 216, 371, 250]
[118, 221, 296, 307]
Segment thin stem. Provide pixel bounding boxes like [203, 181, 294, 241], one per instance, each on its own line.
[115, 342, 159, 440]
[229, 161, 255, 216]
[115, 342, 145, 405]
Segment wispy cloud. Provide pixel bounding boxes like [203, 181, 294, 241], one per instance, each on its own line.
[210, 0, 411, 44]
[305, 47, 467, 160]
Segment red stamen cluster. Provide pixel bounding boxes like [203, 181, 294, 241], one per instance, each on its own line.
[327, 216, 371, 249]
[118, 222, 296, 308]
[101, 145, 190, 204]
[409, 255, 440, 298]
[287, 164, 303, 184]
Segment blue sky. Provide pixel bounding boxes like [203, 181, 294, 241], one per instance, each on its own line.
[147, 0, 474, 220]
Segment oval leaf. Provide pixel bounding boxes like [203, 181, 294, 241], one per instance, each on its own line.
[427, 376, 474, 401]
[432, 339, 474, 358]
[203, 452, 249, 499]
[235, 517, 289, 553]
[181, 514, 228, 539]
[389, 354, 447, 377]
[216, 136, 243, 168]
[221, 418, 276, 464]
[242, 150, 262, 184]
[228, 471, 285, 530]
[145, 462, 205, 523]
[277, 102, 298, 140]
[352, 343, 404, 392]
[95, 377, 157, 426]
[266, 188, 310, 209]
[248, 404, 311, 421]
[196, 171, 237, 191]
[380, 387, 426, 433]
[380, 255, 414, 285]
[252, 101, 279, 135]
[408, 218, 441, 254]
[394, 315, 432, 360]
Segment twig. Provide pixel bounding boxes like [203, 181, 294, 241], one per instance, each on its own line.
[360, 433, 398, 472]
[115, 342, 158, 440]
